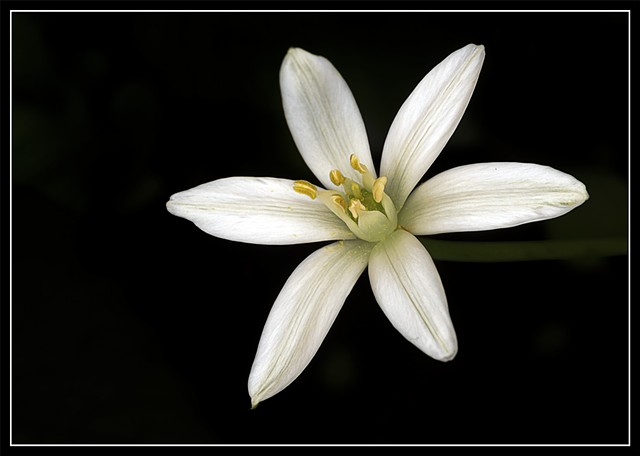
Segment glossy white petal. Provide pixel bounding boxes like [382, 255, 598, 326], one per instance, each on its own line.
[399, 162, 589, 235]
[280, 47, 375, 189]
[381, 44, 485, 210]
[166, 177, 354, 245]
[368, 230, 457, 361]
[248, 240, 373, 407]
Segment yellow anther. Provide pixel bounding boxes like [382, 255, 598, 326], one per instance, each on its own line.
[349, 154, 368, 174]
[329, 169, 345, 186]
[293, 180, 317, 200]
[372, 176, 388, 203]
[351, 182, 363, 199]
[330, 194, 347, 211]
[348, 199, 366, 219]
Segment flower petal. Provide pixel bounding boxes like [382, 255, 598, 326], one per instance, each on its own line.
[399, 162, 589, 235]
[248, 240, 373, 407]
[280, 47, 376, 189]
[368, 229, 457, 361]
[166, 177, 354, 245]
[380, 44, 485, 210]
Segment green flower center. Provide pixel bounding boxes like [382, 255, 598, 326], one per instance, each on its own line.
[293, 154, 398, 243]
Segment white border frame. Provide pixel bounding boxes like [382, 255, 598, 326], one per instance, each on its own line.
[8, 7, 631, 449]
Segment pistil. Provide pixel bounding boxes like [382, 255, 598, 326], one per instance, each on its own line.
[348, 199, 366, 219]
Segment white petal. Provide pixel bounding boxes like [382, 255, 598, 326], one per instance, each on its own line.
[248, 240, 373, 407]
[368, 230, 457, 361]
[380, 44, 485, 210]
[166, 177, 354, 245]
[280, 48, 376, 189]
[399, 162, 589, 235]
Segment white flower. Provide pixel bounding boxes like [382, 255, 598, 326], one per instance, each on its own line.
[166, 44, 589, 408]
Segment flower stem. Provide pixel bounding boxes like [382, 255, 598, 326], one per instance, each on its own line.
[420, 237, 627, 262]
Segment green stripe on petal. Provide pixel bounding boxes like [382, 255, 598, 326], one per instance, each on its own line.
[381, 44, 485, 210]
[166, 177, 354, 245]
[248, 240, 373, 407]
[280, 48, 376, 189]
[369, 229, 457, 361]
[399, 162, 589, 235]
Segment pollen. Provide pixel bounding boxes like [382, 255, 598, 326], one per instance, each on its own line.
[329, 169, 346, 186]
[349, 154, 368, 174]
[330, 194, 347, 211]
[293, 180, 318, 199]
[372, 176, 388, 203]
[296, 154, 398, 242]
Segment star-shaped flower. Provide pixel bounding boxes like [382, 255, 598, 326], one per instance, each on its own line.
[167, 44, 588, 408]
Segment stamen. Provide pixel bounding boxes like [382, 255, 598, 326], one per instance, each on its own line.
[372, 176, 388, 203]
[330, 194, 347, 212]
[348, 199, 366, 219]
[351, 182, 363, 199]
[349, 154, 368, 174]
[293, 180, 317, 200]
[329, 169, 345, 186]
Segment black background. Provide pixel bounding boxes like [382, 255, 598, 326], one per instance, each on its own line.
[10, 8, 629, 445]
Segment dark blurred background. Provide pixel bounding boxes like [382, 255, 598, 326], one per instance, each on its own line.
[11, 11, 628, 444]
